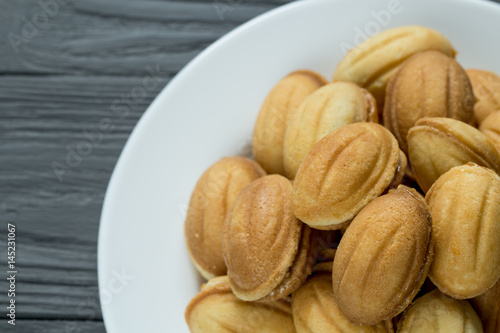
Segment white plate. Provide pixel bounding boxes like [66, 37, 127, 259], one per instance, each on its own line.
[98, 0, 500, 331]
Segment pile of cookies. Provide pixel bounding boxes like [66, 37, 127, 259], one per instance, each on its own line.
[184, 26, 500, 332]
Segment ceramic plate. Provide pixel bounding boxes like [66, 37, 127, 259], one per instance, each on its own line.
[98, 0, 500, 331]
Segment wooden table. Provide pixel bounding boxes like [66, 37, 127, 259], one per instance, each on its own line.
[1, 0, 498, 331]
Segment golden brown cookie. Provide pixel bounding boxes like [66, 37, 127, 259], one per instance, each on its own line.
[333, 26, 455, 110]
[283, 81, 377, 179]
[223, 175, 316, 301]
[471, 278, 500, 333]
[252, 70, 328, 175]
[397, 289, 483, 333]
[292, 122, 406, 230]
[480, 111, 500, 153]
[384, 51, 475, 155]
[185, 276, 296, 333]
[292, 273, 393, 333]
[185, 157, 266, 279]
[332, 186, 433, 326]
[467, 69, 500, 124]
[408, 117, 500, 193]
[426, 163, 500, 299]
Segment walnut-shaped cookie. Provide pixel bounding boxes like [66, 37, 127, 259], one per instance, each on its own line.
[292, 273, 393, 333]
[333, 26, 455, 110]
[408, 117, 500, 193]
[397, 289, 483, 333]
[384, 51, 475, 155]
[292, 122, 406, 230]
[252, 70, 328, 175]
[283, 81, 377, 179]
[185, 157, 265, 279]
[185, 276, 296, 333]
[426, 163, 500, 299]
[332, 186, 433, 326]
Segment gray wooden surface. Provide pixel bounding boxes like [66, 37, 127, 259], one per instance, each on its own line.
[1, 0, 499, 332]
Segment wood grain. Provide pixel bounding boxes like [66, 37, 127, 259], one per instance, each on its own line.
[1, 0, 499, 330]
[0, 320, 105, 332]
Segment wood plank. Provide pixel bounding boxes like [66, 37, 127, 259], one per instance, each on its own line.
[1, 76, 166, 240]
[0, 320, 106, 332]
[0, 0, 283, 75]
[0, 75, 166, 319]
